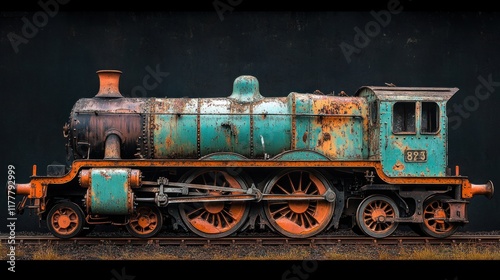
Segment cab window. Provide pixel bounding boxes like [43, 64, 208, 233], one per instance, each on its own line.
[421, 102, 439, 133]
[393, 102, 415, 134]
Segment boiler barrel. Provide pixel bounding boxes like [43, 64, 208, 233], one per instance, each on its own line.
[151, 97, 292, 159]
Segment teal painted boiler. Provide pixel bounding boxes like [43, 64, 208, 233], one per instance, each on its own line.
[151, 75, 368, 161]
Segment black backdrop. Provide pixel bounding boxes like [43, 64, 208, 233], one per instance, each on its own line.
[3, 1, 500, 278]
[1, 1, 500, 235]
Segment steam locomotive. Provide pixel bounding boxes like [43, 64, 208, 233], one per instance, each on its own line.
[11, 70, 494, 239]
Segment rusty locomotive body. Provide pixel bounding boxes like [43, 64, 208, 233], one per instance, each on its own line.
[12, 70, 494, 239]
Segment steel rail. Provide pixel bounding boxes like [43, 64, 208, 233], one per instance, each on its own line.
[2, 234, 499, 246]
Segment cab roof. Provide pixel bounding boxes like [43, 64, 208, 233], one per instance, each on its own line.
[355, 86, 458, 102]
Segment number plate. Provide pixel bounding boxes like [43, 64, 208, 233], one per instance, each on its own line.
[404, 150, 427, 162]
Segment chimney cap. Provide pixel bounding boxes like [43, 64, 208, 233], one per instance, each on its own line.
[95, 70, 123, 98]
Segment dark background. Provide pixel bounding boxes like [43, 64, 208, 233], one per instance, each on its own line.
[1, 0, 500, 236]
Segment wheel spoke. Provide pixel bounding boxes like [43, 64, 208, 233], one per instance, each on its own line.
[287, 173, 296, 192]
[186, 204, 206, 218]
[270, 204, 292, 217]
[303, 181, 313, 194]
[302, 211, 318, 228]
[275, 183, 291, 194]
[297, 171, 303, 191]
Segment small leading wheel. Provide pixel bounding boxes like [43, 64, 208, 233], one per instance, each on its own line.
[263, 169, 335, 238]
[126, 204, 163, 238]
[46, 201, 85, 239]
[419, 195, 459, 238]
[356, 195, 399, 238]
[178, 169, 250, 238]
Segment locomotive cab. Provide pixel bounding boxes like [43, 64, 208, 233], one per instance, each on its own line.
[356, 86, 457, 178]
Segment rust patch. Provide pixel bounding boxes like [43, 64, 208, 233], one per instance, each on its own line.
[302, 131, 308, 143]
[317, 132, 331, 146]
[172, 98, 191, 112]
[393, 160, 405, 171]
[318, 103, 342, 115]
[221, 122, 239, 146]
[323, 132, 331, 141]
[155, 97, 197, 115]
[221, 122, 238, 136]
[100, 170, 111, 180]
[165, 136, 173, 147]
[392, 141, 406, 150]
[229, 99, 248, 114]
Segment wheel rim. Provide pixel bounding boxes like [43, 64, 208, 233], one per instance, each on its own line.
[263, 169, 334, 238]
[179, 169, 249, 238]
[47, 202, 84, 238]
[420, 195, 458, 238]
[126, 205, 163, 238]
[356, 195, 399, 238]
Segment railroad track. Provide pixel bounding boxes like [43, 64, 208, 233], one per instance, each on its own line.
[2, 234, 500, 246]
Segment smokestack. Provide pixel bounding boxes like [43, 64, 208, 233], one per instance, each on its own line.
[95, 70, 123, 98]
